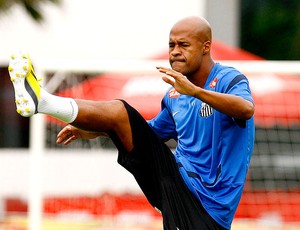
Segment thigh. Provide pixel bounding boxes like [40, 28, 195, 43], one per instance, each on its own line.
[109, 100, 183, 203]
[109, 100, 176, 209]
[109, 100, 225, 230]
[161, 171, 226, 230]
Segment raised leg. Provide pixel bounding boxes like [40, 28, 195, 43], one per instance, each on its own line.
[8, 51, 134, 151]
[73, 99, 133, 151]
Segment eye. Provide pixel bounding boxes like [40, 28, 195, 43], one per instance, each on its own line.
[180, 42, 189, 47]
[169, 42, 175, 48]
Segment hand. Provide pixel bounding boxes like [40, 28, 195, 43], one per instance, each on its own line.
[156, 66, 197, 96]
[56, 125, 103, 145]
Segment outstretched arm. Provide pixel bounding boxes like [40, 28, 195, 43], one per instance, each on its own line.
[56, 125, 107, 145]
[157, 66, 254, 120]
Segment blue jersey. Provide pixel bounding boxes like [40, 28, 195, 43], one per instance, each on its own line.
[148, 63, 255, 229]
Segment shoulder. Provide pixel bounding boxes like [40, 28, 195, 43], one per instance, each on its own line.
[215, 63, 242, 79]
[214, 63, 249, 92]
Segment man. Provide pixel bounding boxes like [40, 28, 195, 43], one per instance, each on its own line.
[8, 16, 255, 229]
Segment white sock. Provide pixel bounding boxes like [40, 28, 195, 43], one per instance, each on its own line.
[37, 88, 79, 123]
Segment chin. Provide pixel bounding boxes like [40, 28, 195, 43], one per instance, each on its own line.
[171, 63, 185, 73]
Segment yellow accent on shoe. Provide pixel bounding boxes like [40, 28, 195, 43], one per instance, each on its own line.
[26, 64, 41, 101]
[8, 51, 41, 117]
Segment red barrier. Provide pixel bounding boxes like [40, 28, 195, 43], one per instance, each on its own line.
[4, 191, 300, 222]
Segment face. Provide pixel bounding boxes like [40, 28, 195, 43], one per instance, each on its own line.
[169, 27, 205, 77]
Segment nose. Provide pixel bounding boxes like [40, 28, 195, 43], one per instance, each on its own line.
[170, 45, 181, 57]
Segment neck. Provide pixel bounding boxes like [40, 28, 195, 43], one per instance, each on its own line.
[189, 58, 215, 88]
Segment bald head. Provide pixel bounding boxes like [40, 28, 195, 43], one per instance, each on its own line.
[168, 16, 214, 80]
[171, 16, 212, 43]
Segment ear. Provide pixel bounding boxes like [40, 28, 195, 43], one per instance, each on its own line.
[203, 41, 211, 55]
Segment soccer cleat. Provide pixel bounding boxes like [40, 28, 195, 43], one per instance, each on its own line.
[8, 51, 41, 117]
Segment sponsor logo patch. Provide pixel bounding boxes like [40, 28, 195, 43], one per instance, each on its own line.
[209, 77, 218, 89]
[168, 88, 180, 98]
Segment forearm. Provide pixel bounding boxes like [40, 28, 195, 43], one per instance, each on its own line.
[193, 86, 254, 120]
[80, 130, 108, 139]
[157, 66, 254, 120]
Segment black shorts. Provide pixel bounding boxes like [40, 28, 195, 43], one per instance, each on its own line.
[109, 100, 226, 230]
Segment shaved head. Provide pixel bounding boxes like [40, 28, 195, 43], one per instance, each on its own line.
[168, 16, 215, 83]
[171, 16, 212, 43]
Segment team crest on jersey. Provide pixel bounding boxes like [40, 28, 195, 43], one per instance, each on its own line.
[168, 88, 180, 98]
[209, 77, 218, 89]
[200, 102, 213, 117]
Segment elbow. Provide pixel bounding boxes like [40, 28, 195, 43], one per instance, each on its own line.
[243, 108, 255, 120]
[240, 102, 255, 120]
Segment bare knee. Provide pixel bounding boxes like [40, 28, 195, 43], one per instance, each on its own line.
[112, 101, 133, 151]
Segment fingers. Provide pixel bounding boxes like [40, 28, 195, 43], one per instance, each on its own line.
[57, 134, 77, 145]
[56, 125, 77, 145]
[157, 66, 183, 79]
[156, 66, 173, 76]
[162, 75, 175, 85]
[157, 66, 176, 85]
[157, 66, 188, 85]
[57, 125, 71, 137]
[62, 135, 77, 145]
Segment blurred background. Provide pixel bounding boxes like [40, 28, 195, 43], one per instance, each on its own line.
[0, 0, 299, 229]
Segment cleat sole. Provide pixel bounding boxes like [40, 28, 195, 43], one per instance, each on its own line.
[8, 51, 39, 117]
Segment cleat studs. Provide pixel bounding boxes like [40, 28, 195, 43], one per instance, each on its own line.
[9, 52, 36, 117]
